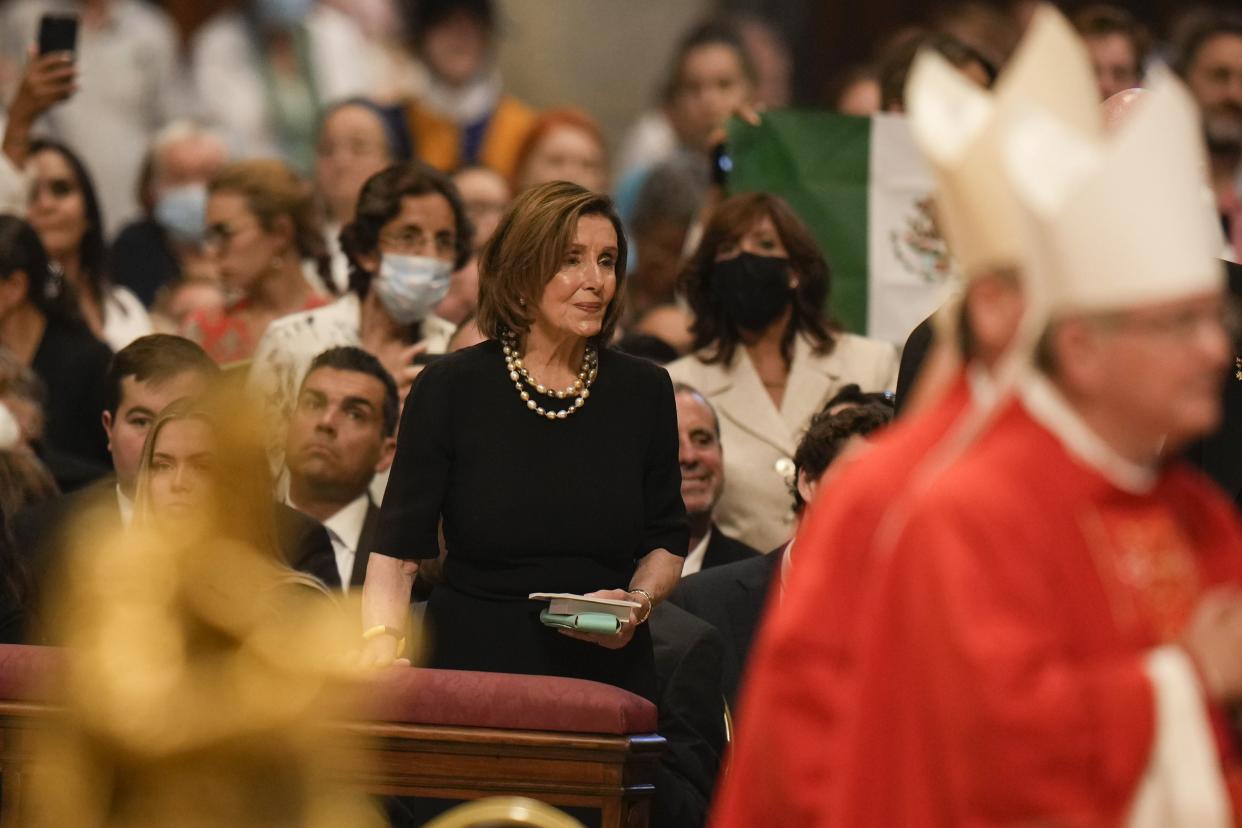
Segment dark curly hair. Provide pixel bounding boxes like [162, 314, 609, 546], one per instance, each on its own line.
[339, 161, 472, 299]
[681, 191, 836, 367]
[791, 401, 893, 511]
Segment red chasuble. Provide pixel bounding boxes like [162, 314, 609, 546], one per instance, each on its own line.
[710, 372, 974, 827]
[829, 392, 1242, 827]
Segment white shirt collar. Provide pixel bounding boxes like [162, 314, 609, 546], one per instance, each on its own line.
[321, 492, 371, 555]
[681, 529, 712, 577]
[1019, 372, 1157, 494]
[116, 485, 135, 528]
[286, 492, 371, 592]
[966, 362, 997, 407]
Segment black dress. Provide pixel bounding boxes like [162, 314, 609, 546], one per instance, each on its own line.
[374, 339, 688, 700]
[31, 315, 113, 473]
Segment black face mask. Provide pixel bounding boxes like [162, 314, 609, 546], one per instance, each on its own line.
[710, 252, 793, 331]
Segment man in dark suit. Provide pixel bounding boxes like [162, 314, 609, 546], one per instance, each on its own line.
[672, 383, 761, 576]
[14, 335, 337, 629]
[1186, 259, 1242, 505]
[283, 347, 399, 593]
[648, 601, 728, 828]
[672, 401, 894, 707]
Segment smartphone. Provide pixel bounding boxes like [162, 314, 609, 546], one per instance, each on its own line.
[412, 353, 444, 366]
[38, 14, 78, 57]
[710, 142, 732, 187]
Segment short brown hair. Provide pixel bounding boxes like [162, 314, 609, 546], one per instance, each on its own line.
[1171, 8, 1242, 77]
[209, 159, 332, 292]
[877, 30, 996, 111]
[103, 334, 219, 416]
[476, 181, 628, 344]
[1073, 4, 1151, 70]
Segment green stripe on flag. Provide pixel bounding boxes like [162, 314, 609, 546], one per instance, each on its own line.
[727, 111, 871, 334]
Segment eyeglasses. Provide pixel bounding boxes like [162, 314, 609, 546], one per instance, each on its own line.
[1094, 300, 1242, 343]
[379, 227, 455, 256]
[203, 221, 257, 251]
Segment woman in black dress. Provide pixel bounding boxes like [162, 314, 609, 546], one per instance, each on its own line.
[0, 215, 112, 475]
[361, 181, 687, 699]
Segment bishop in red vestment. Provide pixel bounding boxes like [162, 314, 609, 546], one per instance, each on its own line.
[711, 5, 1103, 822]
[830, 378, 1242, 826]
[824, 66, 1242, 827]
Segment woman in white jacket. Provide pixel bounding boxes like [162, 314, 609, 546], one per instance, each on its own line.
[666, 192, 898, 552]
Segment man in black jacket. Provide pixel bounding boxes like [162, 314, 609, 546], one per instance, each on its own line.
[673, 383, 760, 576]
[13, 335, 336, 633]
[283, 347, 399, 593]
[648, 601, 728, 828]
[672, 401, 894, 706]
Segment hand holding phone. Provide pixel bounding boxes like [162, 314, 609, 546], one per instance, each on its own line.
[5, 40, 77, 152]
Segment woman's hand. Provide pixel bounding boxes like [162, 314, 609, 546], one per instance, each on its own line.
[12, 49, 77, 117]
[703, 104, 763, 152]
[556, 588, 640, 650]
[373, 339, 429, 412]
[4, 49, 76, 166]
[354, 631, 411, 669]
[358, 553, 418, 668]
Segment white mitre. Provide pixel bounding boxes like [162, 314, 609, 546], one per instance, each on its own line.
[905, 3, 1101, 282]
[1004, 68, 1224, 314]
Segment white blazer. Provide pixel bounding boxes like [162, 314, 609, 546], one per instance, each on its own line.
[667, 331, 898, 552]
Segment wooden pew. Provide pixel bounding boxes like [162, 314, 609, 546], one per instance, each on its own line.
[0, 645, 663, 827]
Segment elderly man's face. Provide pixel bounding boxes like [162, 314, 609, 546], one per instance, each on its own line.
[1053, 291, 1232, 452]
[156, 137, 226, 194]
[676, 391, 724, 518]
[1185, 33, 1242, 153]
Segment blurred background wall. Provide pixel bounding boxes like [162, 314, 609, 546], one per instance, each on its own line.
[493, 0, 712, 151]
[148, 0, 1203, 150]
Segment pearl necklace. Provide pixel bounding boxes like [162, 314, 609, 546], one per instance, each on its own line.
[502, 333, 598, 421]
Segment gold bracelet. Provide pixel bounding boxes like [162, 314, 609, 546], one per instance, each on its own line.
[627, 588, 654, 624]
[362, 625, 406, 662]
[362, 624, 403, 641]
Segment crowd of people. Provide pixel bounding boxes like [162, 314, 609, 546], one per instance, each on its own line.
[0, 0, 1237, 825]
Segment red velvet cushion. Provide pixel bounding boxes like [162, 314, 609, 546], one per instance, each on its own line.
[0, 644, 63, 702]
[0, 646, 659, 736]
[364, 668, 658, 735]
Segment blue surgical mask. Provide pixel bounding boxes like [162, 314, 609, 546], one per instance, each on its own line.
[153, 184, 208, 244]
[372, 254, 452, 325]
[252, 0, 314, 29]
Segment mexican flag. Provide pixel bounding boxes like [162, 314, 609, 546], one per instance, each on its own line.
[727, 111, 957, 344]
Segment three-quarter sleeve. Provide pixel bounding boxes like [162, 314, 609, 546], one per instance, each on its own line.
[642, 369, 690, 558]
[372, 361, 454, 560]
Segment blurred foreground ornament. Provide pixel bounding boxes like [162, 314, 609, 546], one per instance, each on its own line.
[23, 520, 390, 828]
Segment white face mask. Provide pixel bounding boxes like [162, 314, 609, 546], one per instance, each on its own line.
[372, 253, 452, 325]
[153, 184, 208, 244]
[253, 0, 314, 29]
